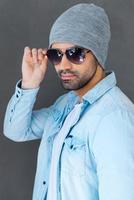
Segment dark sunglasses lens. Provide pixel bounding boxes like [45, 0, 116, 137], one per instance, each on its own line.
[47, 49, 62, 65]
[67, 48, 85, 64]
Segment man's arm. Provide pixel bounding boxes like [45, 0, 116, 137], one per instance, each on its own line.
[3, 81, 53, 141]
[4, 47, 49, 141]
[92, 109, 134, 199]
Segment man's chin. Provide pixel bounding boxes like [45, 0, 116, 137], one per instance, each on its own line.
[60, 81, 80, 91]
[60, 80, 73, 90]
[61, 83, 73, 90]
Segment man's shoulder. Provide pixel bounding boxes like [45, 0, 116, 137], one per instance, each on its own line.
[86, 85, 134, 120]
[104, 86, 134, 113]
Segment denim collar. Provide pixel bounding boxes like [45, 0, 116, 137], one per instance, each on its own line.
[82, 71, 116, 104]
[52, 71, 116, 121]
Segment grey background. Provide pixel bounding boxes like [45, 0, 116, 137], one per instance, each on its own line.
[0, 0, 134, 199]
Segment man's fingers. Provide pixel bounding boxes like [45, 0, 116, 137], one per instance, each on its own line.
[23, 47, 48, 68]
[38, 49, 44, 61]
[42, 48, 48, 55]
[32, 48, 38, 64]
[24, 46, 31, 53]
[23, 46, 32, 60]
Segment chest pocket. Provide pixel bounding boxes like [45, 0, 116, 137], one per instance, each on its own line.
[61, 135, 86, 177]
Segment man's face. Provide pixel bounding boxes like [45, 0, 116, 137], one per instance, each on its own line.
[51, 43, 99, 91]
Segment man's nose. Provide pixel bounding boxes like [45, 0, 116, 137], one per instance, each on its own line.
[59, 54, 73, 70]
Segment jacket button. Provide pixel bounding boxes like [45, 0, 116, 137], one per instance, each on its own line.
[43, 181, 46, 185]
[70, 145, 74, 149]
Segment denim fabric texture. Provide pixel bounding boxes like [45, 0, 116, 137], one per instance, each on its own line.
[4, 71, 134, 200]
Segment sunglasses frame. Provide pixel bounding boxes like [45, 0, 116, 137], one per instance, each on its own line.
[46, 46, 90, 65]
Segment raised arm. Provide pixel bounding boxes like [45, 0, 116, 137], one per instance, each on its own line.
[4, 47, 51, 141]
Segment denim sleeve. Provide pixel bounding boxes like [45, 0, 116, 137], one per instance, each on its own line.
[92, 110, 134, 200]
[3, 81, 53, 142]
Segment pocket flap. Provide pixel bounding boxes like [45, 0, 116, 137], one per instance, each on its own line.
[64, 135, 85, 150]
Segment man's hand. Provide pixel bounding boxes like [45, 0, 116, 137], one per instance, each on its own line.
[21, 47, 48, 89]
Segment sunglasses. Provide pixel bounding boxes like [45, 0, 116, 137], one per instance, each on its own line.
[46, 46, 90, 65]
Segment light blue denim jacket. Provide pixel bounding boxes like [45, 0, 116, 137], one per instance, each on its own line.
[4, 71, 134, 200]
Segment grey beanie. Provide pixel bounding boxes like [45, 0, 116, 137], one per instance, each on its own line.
[49, 3, 111, 68]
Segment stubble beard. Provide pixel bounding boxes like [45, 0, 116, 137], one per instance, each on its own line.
[58, 66, 97, 91]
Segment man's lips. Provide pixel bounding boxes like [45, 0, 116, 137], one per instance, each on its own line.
[60, 73, 76, 80]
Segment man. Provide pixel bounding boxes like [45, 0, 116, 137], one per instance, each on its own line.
[4, 3, 134, 200]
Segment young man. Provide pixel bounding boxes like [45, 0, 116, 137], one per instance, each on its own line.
[4, 3, 134, 200]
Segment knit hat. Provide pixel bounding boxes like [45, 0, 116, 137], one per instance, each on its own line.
[49, 3, 111, 68]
